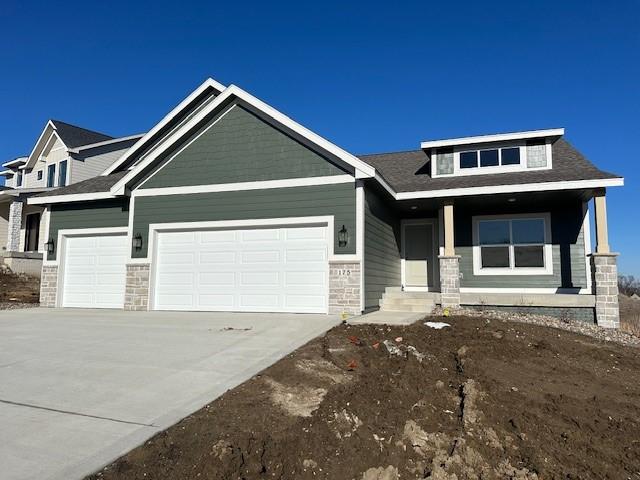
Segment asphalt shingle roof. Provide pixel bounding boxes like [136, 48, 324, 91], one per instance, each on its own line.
[51, 120, 113, 148]
[358, 138, 621, 193]
[32, 171, 127, 197]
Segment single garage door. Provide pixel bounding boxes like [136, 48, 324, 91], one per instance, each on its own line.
[62, 234, 128, 308]
[154, 225, 328, 313]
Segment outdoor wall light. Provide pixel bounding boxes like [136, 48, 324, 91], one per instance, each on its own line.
[133, 233, 143, 250]
[45, 238, 55, 254]
[338, 225, 349, 248]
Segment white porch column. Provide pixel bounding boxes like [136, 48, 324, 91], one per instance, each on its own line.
[591, 189, 620, 328]
[6, 200, 23, 252]
[439, 201, 461, 308]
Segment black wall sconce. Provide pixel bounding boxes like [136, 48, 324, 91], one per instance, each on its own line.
[45, 238, 55, 254]
[338, 225, 349, 248]
[133, 233, 143, 251]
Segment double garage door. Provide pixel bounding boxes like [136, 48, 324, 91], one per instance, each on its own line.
[61, 225, 328, 313]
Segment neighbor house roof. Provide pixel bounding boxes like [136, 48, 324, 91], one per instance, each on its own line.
[359, 138, 622, 196]
[29, 171, 127, 204]
[50, 120, 114, 148]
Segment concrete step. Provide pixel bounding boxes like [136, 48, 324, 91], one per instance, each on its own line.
[380, 298, 435, 308]
[382, 291, 436, 300]
[381, 304, 435, 313]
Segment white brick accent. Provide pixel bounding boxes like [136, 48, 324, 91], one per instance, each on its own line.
[125, 263, 150, 311]
[329, 261, 361, 316]
[592, 253, 620, 328]
[6, 201, 23, 252]
[40, 265, 58, 307]
[439, 255, 461, 308]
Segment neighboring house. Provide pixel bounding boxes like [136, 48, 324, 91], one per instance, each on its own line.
[29, 78, 624, 328]
[0, 120, 142, 275]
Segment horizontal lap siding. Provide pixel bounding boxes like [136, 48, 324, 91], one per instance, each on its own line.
[364, 187, 401, 308]
[457, 201, 588, 289]
[141, 104, 348, 189]
[47, 198, 130, 261]
[132, 183, 357, 258]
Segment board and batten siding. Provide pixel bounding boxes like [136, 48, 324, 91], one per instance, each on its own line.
[132, 183, 357, 258]
[364, 186, 401, 309]
[140, 104, 349, 189]
[47, 198, 130, 261]
[456, 200, 588, 289]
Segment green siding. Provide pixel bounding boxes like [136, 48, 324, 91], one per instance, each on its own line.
[141, 104, 347, 189]
[132, 183, 357, 258]
[456, 201, 588, 289]
[364, 187, 401, 309]
[47, 198, 130, 261]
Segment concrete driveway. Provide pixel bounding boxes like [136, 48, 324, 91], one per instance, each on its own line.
[0, 308, 340, 480]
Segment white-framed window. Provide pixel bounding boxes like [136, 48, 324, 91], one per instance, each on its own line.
[472, 213, 553, 276]
[431, 139, 552, 178]
[37, 170, 43, 181]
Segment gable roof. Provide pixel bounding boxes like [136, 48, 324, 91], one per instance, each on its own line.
[359, 138, 623, 198]
[106, 81, 375, 195]
[29, 171, 127, 204]
[50, 120, 113, 148]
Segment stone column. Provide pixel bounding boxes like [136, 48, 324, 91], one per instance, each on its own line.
[40, 265, 59, 307]
[439, 255, 461, 308]
[6, 201, 23, 252]
[124, 263, 150, 311]
[592, 253, 620, 328]
[329, 260, 361, 316]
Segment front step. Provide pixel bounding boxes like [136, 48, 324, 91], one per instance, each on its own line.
[379, 287, 437, 313]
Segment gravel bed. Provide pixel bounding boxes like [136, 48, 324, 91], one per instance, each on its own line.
[431, 306, 640, 348]
[0, 302, 39, 311]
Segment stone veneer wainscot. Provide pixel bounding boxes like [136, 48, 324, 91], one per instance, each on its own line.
[40, 265, 58, 307]
[124, 264, 150, 311]
[329, 261, 361, 315]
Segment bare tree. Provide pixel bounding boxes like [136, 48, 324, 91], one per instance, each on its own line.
[618, 275, 640, 296]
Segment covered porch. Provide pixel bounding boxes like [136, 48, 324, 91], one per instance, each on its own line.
[366, 186, 618, 327]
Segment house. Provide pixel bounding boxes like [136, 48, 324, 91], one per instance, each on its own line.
[0, 120, 142, 275]
[28, 78, 624, 327]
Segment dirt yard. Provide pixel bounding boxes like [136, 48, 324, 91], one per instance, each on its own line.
[88, 315, 640, 480]
[0, 270, 39, 307]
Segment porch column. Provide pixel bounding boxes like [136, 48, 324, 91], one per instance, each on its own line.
[439, 201, 461, 309]
[6, 200, 23, 252]
[591, 189, 620, 328]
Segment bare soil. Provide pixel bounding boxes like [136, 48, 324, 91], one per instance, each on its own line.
[88, 316, 640, 480]
[0, 270, 39, 304]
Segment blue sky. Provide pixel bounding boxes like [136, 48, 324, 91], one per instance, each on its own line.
[1, 1, 638, 273]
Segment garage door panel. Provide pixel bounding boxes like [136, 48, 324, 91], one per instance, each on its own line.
[62, 234, 126, 309]
[154, 225, 328, 313]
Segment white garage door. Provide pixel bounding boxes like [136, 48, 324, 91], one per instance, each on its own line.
[62, 234, 128, 308]
[154, 226, 328, 313]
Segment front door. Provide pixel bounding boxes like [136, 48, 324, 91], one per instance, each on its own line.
[403, 221, 436, 288]
[24, 213, 41, 252]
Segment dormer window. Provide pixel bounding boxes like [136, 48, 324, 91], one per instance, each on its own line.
[460, 146, 521, 169]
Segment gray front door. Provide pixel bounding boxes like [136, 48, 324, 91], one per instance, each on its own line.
[404, 222, 435, 287]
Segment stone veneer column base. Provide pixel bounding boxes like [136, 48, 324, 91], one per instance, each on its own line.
[40, 265, 59, 307]
[329, 261, 361, 316]
[7, 201, 24, 252]
[592, 253, 620, 329]
[125, 264, 151, 311]
[439, 255, 461, 309]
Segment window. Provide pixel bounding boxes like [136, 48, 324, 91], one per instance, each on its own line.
[37, 170, 43, 181]
[58, 160, 68, 187]
[459, 146, 523, 170]
[16, 172, 23, 187]
[47, 164, 56, 188]
[473, 214, 551, 275]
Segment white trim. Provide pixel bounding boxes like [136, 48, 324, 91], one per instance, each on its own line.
[132, 175, 355, 197]
[400, 218, 438, 290]
[582, 201, 593, 293]
[2, 157, 27, 168]
[45, 227, 128, 268]
[421, 128, 564, 149]
[28, 191, 117, 205]
[68, 134, 145, 153]
[25, 124, 68, 169]
[395, 178, 624, 200]
[103, 78, 226, 176]
[460, 287, 591, 294]
[108, 84, 374, 195]
[356, 181, 365, 312]
[472, 213, 553, 276]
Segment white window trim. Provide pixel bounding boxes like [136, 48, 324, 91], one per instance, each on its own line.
[431, 139, 552, 178]
[472, 212, 553, 276]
